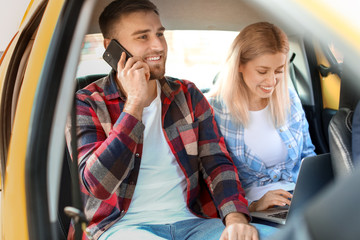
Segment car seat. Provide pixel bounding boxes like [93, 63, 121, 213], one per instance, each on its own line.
[328, 65, 360, 178]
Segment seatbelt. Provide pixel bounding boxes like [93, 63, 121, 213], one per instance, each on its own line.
[64, 96, 93, 240]
[289, 52, 299, 93]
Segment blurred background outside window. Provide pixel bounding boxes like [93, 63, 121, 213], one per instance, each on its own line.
[77, 31, 238, 90]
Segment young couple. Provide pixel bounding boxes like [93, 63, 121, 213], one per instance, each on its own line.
[65, 0, 315, 239]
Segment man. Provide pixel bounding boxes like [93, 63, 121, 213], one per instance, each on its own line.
[66, 0, 264, 239]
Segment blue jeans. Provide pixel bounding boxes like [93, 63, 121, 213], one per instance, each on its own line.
[99, 218, 278, 240]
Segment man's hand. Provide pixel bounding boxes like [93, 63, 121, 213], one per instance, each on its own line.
[249, 189, 292, 212]
[220, 212, 259, 240]
[116, 52, 154, 120]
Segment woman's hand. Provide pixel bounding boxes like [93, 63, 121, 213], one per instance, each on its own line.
[249, 189, 292, 212]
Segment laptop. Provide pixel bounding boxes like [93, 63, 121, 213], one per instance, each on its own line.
[250, 153, 333, 225]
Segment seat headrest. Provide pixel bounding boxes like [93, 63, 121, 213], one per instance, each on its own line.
[76, 73, 107, 91]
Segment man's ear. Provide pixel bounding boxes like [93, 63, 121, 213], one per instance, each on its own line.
[103, 38, 111, 49]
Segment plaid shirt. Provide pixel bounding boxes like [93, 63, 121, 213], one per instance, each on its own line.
[65, 74, 249, 240]
[208, 88, 316, 189]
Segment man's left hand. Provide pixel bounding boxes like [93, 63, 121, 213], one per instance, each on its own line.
[220, 212, 259, 240]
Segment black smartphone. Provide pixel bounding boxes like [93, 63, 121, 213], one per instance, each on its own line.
[103, 39, 133, 71]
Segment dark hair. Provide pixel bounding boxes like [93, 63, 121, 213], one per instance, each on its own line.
[99, 0, 159, 39]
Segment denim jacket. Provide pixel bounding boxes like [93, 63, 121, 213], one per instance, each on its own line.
[208, 88, 316, 189]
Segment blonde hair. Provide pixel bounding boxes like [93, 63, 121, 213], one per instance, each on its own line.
[211, 22, 290, 127]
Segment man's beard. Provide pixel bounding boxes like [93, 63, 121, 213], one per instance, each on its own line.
[149, 64, 165, 80]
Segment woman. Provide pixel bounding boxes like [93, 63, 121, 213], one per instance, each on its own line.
[208, 22, 316, 212]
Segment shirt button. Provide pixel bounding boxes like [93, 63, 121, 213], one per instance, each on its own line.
[135, 153, 140, 157]
[274, 175, 277, 179]
[279, 129, 283, 132]
[288, 144, 292, 148]
[120, 210, 126, 218]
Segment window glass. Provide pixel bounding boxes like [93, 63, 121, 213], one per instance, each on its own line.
[328, 43, 344, 64]
[77, 31, 238, 90]
[164, 30, 238, 90]
[77, 34, 106, 76]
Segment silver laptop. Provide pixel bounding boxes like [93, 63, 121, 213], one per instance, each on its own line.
[250, 153, 333, 225]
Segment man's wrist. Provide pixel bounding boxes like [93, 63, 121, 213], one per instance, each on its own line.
[123, 101, 144, 120]
[224, 212, 249, 226]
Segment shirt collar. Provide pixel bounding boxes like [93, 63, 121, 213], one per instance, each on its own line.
[103, 71, 182, 102]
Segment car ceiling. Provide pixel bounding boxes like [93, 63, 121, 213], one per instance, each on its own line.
[88, 0, 299, 36]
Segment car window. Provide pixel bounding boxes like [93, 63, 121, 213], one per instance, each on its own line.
[78, 31, 311, 94]
[77, 31, 238, 91]
[328, 43, 344, 64]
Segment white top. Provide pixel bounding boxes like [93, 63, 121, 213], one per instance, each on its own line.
[244, 105, 288, 167]
[244, 105, 294, 202]
[118, 81, 198, 225]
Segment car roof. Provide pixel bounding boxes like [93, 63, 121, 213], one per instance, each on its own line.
[88, 0, 298, 35]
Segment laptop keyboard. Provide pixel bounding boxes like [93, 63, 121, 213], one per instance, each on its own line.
[269, 211, 288, 219]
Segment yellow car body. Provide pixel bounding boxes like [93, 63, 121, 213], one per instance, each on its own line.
[1, 0, 65, 239]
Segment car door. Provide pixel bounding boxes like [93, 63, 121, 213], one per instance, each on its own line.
[0, 0, 97, 239]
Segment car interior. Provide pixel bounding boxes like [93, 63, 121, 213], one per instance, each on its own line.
[1, 0, 360, 239]
[54, 1, 354, 239]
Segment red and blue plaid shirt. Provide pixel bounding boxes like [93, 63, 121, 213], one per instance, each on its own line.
[66, 74, 249, 240]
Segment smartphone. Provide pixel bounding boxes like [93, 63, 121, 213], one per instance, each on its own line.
[103, 39, 133, 71]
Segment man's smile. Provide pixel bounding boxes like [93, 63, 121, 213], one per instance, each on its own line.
[145, 56, 161, 61]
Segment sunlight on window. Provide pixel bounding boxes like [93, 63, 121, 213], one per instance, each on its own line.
[320, 0, 360, 32]
[165, 30, 238, 90]
[77, 34, 109, 77]
[328, 43, 344, 63]
[77, 30, 238, 90]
